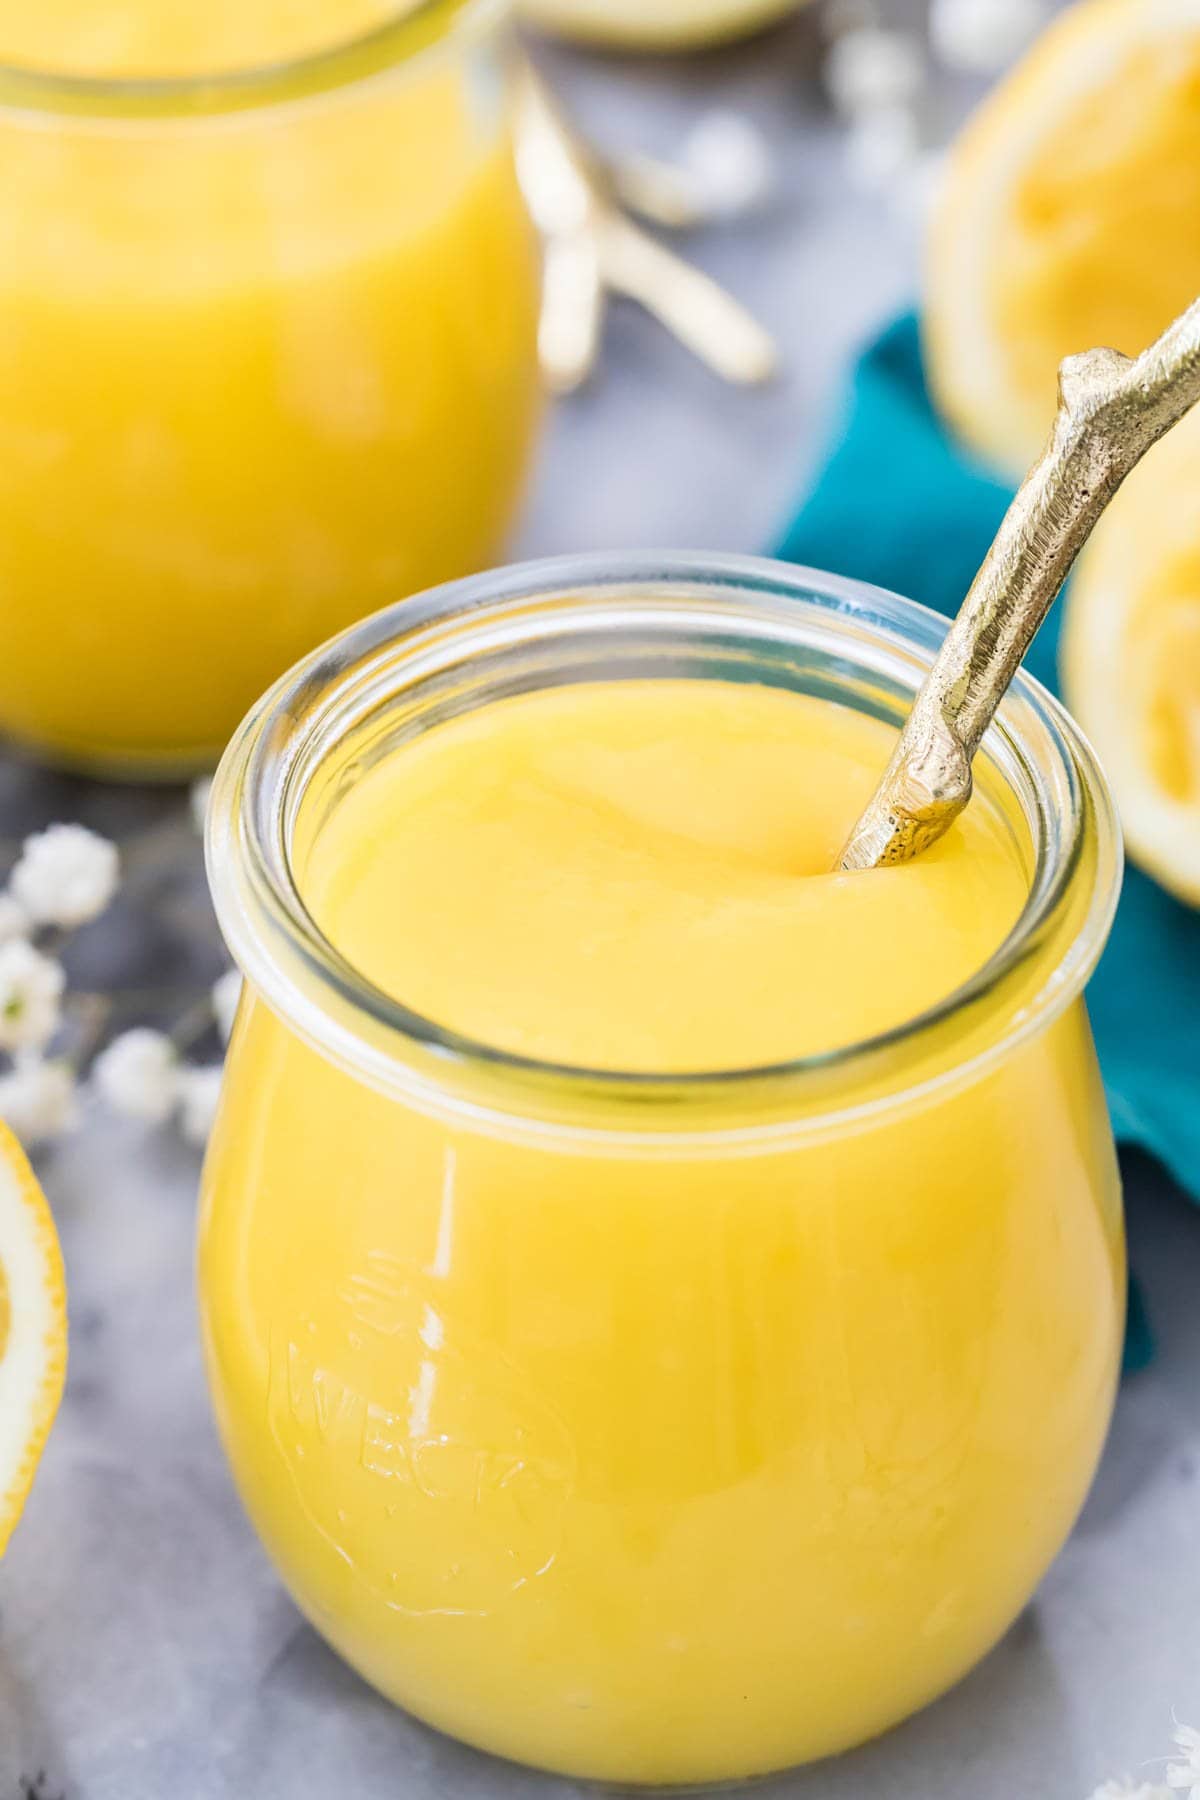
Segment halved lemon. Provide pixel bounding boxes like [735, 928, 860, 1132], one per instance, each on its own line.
[519, 0, 806, 50]
[926, 0, 1200, 474]
[0, 1121, 66, 1558]
[1062, 408, 1200, 906]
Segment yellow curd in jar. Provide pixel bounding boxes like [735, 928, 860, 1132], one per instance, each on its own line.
[200, 677, 1123, 1785]
[0, 0, 540, 771]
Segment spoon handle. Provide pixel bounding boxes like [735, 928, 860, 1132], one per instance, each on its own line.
[597, 213, 778, 387]
[839, 296, 1200, 872]
[515, 63, 777, 392]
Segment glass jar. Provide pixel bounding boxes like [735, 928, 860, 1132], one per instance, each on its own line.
[0, 0, 540, 774]
[200, 553, 1124, 1788]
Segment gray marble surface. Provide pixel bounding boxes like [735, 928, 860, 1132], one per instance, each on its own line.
[5, 10, 1200, 1799]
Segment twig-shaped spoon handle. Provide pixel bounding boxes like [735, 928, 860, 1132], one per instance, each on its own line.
[515, 64, 777, 393]
[597, 212, 777, 386]
[839, 297, 1200, 872]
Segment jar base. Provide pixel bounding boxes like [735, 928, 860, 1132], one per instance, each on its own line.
[288, 1595, 1014, 1791]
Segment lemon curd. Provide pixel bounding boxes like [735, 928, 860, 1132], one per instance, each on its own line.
[304, 682, 1029, 1068]
[0, 0, 540, 771]
[200, 563, 1124, 1786]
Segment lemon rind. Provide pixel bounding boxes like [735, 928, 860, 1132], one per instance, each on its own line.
[0, 1122, 67, 1558]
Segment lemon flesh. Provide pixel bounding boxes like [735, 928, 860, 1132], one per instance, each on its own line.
[927, 0, 1200, 473]
[1063, 411, 1200, 906]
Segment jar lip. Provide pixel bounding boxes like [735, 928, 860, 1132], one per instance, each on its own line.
[0, 0, 499, 123]
[207, 551, 1124, 1141]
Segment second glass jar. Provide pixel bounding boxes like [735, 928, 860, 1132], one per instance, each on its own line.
[0, 0, 541, 773]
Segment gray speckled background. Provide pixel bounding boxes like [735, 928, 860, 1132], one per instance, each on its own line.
[4, 9, 1200, 1796]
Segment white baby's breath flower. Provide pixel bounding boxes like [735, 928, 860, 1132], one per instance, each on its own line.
[0, 891, 30, 945]
[0, 940, 65, 1053]
[190, 776, 214, 837]
[1089, 1782, 1173, 1800]
[11, 823, 119, 929]
[682, 111, 773, 218]
[1167, 1724, 1200, 1799]
[0, 1056, 79, 1148]
[823, 26, 926, 120]
[177, 1064, 224, 1148]
[928, 0, 1045, 75]
[211, 969, 243, 1044]
[93, 1028, 178, 1124]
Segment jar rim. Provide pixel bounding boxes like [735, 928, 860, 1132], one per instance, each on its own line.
[0, 0, 499, 123]
[207, 552, 1124, 1145]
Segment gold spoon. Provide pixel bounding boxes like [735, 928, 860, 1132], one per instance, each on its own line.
[839, 296, 1200, 872]
[515, 65, 778, 395]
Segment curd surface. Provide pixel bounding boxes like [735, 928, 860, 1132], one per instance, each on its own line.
[303, 681, 1030, 1068]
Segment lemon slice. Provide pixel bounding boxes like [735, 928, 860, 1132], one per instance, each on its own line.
[926, 0, 1200, 473]
[0, 1121, 67, 1558]
[519, 0, 803, 50]
[1062, 408, 1200, 906]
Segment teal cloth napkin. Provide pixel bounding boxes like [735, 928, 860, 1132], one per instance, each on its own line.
[776, 312, 1200, 1370]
